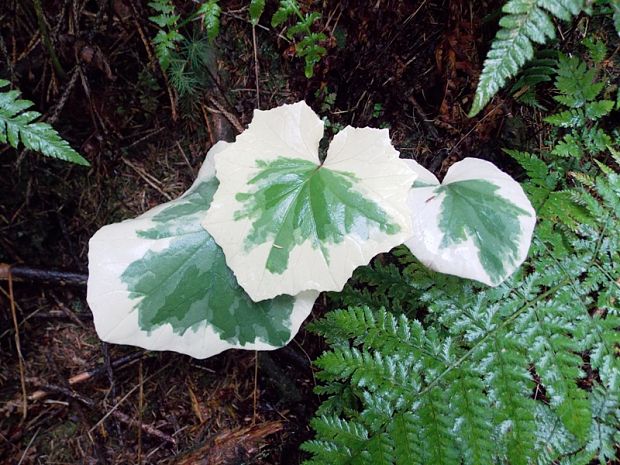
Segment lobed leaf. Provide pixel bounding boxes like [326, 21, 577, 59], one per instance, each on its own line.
[203, 101, 416, 301]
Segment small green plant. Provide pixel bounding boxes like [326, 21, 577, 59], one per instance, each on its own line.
[0, 79, 89, 166]
[271, 0, 327, 78]
[148, 0, 326, 87]
[506, 49, 615, 235]
[509, 49, 558, 109]
[148, 0, 183, 72]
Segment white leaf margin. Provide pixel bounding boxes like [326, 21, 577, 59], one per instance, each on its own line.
[403, 157, 536, 286]
[87, 142, 318, 359]
[203, 101, 417, 301]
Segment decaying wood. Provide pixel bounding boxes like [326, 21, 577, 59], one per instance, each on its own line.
[172, 421, 284, 465]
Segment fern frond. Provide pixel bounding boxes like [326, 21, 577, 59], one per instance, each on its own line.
[306, 151, 620, 465]
[485, 332, 538, 465]
[530, 301, 592, 439]
[270, 0, 326, 77]
[470, 0, 585, 116]
[448, 368, 495, 465]
[583, 36, 607, 63]
[389, 413, 424, 465]
[418, 387, 459, 465]
[0, 80, 89, 165]
[196, 0, 221, 41]
[554, 54, 603, 107]
[511, 50, 558, 108]
[249, 0, 265, 25]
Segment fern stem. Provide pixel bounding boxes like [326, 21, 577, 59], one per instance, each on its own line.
[32, 0, 66, 79]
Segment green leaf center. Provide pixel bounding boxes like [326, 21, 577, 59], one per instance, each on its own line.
[234, 157, 400, 274]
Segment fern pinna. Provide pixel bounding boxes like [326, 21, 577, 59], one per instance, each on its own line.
[304, 157, 620, 464]
[0, 80, 89, 165]
[470, 0, 586, 116]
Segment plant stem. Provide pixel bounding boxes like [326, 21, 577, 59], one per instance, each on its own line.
[32, 0, 66, 79]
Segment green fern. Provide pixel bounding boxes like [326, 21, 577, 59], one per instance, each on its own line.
[470, 0, 586, 116]
[148, 0, 183, 71]
[305, 152, 620, 464]
[149, 0, 220, 73]
[249, 0, 266, 25]
[0, 80, 89, 166]
[197, 0, 221, 41]
[271, 0, 327, 78]
[510, 49, 558, 109]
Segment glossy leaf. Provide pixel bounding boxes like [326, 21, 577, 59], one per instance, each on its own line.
[203, 101, 416, 301]
[404, 158, 535, 286]
[87, 142, 318, 359]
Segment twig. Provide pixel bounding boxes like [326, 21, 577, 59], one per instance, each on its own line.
[8, 271, 28, 419]
[122, 127, 166, 151]
[17, 428, 39, 465]
[88, 364, 170, 438]
[448, 105, 501, 155]
[28, 351, 145, 402]
[407, 94, 439, 139]
[0, 263, 87, 286]
[207, 97, 245, 133]
[40, 383, 176, 444]
[176, 141, 196, 177]
[121, 157, 173, 201]
[252, 25, 261, 109]
[252, 351, 259, 425]
[137, 360, 144, 465]
[46, 65, 79, 124]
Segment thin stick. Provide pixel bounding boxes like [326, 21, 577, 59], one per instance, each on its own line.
[252, 24, 261, 109]
[8, 271, 27, 419]
[40, 383, 176, 444]
[137, 360, 144, 464]
[122, 157, 173, 201]
[207, 97, 245, 133]
[252, 351, 259, 425]
[176, 141, 196, 177]
[88, 364, 170, 438]
[17, 428, 39, 465]
[28, 351, 144, 402]
[0, 263, 87, 286]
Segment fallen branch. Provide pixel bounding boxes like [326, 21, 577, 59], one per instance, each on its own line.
[0, 263, 87, 286]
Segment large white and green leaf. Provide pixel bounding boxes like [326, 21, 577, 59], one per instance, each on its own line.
[404, 158, 535, 286]
[87, 142, 318, 359]
[203, 101, 416, 301]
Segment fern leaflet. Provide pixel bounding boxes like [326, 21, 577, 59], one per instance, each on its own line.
[0, 80, 89, 166]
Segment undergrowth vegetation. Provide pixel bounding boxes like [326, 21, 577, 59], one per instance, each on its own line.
[304, 43, 620, 465]
[148, 0, 326, 97]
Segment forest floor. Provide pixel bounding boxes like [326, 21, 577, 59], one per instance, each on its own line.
[0, 0, 610, 463]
